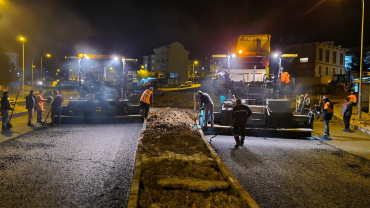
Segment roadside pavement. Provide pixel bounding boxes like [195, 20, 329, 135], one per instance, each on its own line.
[333, 103, 370, 135]
[0, 105, 52, 144]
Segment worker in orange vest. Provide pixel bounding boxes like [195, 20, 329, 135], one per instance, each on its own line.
[140, 87, 153, 118]
[348, 94, 357, 105]
[36, 90, 48, 123]
[281, 72, 291, 84]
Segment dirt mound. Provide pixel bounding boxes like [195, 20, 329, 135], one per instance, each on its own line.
[138, 108, 248, 207]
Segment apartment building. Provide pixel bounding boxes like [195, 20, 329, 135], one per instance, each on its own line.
[276, 42, 346, 78]
[144, 42, 189, 86]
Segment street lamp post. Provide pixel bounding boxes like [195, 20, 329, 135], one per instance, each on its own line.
[40, 53, 51, 89]
[31, 60, 35, 90]
[18, 36, 25, 94]
[358, 0, 365, 118]
[192, 61, 198, 83]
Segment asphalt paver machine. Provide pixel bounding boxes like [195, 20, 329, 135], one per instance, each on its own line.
[62, 54, 141, 121]
[199, 35, 314, 137]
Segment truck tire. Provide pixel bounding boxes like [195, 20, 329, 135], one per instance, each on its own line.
[320, 86, 329, 94]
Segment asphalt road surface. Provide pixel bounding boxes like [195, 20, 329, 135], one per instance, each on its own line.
[206, 120, 370, 208]
[0, 122, 143, 208]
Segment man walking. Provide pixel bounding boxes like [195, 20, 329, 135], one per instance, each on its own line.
[341, 97, 353, 132]
[1, 92, 13, 130]
[321, 97, 333, 137]
[26, 90, 37, 126]
[197, 90, 214, 129]
[232, 98, 252, 148]
[140, 87, 153, 119]
[51, 90, 63, 126]
[36, 91, 48, 123]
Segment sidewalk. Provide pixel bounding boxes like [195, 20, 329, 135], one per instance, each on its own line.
[333, 103, 370, 135]
[0, 106, 52, 144]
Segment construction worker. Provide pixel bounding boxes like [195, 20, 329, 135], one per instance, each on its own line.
[341, 97, 353, 132]
[297, 94, 304, 114]
[321, 97, 334, 137]
[197, 90, 214, 129]
[301, 94, 311, 115]
[348, 93, 357, 105]
[140, 87, 153, 118]
[281, 71, 291, 84]
[1, 92, 13, 130]
[232, 98, 252, 148]
[26, 90, 37, 126]
[51, 90, 63, 126]
[36, 91, 48, 123]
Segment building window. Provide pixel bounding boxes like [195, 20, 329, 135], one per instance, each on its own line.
[145, 57, 147, 61]
[157, 59, 160, 63]
[340, 53, 344, 65]
[157, 52, 160, 57]
[319, 48, 323, 61]
[340, 69, 343, 74]
[157, 66, 160, 70]
[333, 51, 337, 64]
[326, 50, 329, 62]
[300, 58, 308, 63]
[326, 67, 328, 75]
[319, 66, 321, 74]
[333, 68, 335, 75]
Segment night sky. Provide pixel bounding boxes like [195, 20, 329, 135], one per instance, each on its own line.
[0, 0, 369, 68]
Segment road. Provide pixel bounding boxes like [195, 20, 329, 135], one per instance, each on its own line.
[206, 119, 370, 208]
[0, 121, 143, 208]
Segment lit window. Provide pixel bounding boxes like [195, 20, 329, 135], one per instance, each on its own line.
[202, 67, 204, 70]
[300, 58, 308, 63]
[145, 64, 147, 67]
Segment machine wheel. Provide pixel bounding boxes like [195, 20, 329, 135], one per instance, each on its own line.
[320, 86, 329, 94]
[334, 87, 343, 93]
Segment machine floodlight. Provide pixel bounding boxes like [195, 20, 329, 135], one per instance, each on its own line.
[114, 57, 118, 61]
[232, 54, 236, 58]
[274, 53, 278, 57]
[238, 50, 242, 54]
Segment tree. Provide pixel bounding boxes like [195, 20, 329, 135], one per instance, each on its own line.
[0, 52, 17, 86]
[137, 69, 154, 80]
[347, 47, 370, 74]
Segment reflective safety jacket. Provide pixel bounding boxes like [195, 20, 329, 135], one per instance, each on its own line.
[232, 104, 252, 124]
[322, 102, 334, 120]
[36, 94, 47, 111]
[348, 94, 357, 103]
[140, 89, 153, 105]
[281, 72, 291, 84]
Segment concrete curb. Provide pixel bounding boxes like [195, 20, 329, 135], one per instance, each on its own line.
[196, 126, 260, 208]
[126, 119, 146, 208]
[333, 112, 370, 135]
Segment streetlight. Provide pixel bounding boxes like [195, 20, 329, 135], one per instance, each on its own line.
[192, 61, 198, 83]
[18, 36, 25, 94]
[358, 0, 365, 118]
[40, 53, 51, 88]
[31, 60, 35, 90]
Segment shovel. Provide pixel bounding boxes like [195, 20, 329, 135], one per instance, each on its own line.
[42, 106, 53, 126]
[6, 91, 19, 129]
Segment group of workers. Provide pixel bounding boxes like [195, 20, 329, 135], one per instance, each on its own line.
[1, 90, 63, 130]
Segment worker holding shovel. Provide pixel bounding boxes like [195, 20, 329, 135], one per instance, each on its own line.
[232, 98, 252, 148]
[1, 92, 14, 130]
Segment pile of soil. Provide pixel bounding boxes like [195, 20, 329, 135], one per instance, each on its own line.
[138, 108, 247, 208]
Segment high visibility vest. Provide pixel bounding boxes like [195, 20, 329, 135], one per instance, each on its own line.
[324, 102, 333, 113]
[281, 72, 290, 84]
[140, 89, 153, 105]
[36, 95, 45, 111]
[348, 94, 357, 103]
